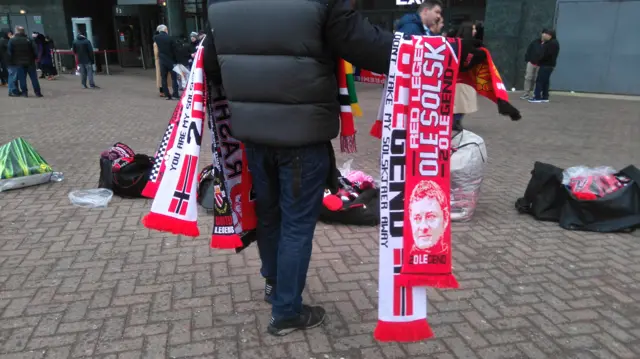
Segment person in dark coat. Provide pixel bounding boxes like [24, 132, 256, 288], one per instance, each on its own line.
[44, 35, 58, 76]
[529, 28, 560, 103]
[34, 33, 54, 80]
[200, 0, 496, 336]
[0, 29, 12, 87]
[72, 33, 99, 89]
[7, 26, 42, 97]
[395, 0, 443, 36]
[153, 24, 179, 100]
[520, 31, 544, 99]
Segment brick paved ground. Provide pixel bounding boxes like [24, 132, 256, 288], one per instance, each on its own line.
[1, 72, 640, 359]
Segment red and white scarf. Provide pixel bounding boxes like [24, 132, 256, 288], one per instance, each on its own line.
[375, 33, 461, 343]
[142, 39, 256, 249]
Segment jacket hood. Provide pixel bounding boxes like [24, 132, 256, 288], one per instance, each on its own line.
[76, 34, 86, 40]
[396, 13, 422, 30]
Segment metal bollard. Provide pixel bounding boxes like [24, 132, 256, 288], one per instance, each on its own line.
[140, 47, 147, 70]
[104, 51, 110, 75]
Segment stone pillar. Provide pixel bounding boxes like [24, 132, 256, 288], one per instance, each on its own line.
[483, 0, 556, 89]
[165, 0, 185, 37]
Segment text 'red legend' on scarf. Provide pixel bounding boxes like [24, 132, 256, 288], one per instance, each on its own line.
[399, 36, 460, 290]
[375, 33, 434, 343]
[142, 44, 206, 237]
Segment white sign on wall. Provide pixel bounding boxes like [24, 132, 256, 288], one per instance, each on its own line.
[396, 0, 423, 5]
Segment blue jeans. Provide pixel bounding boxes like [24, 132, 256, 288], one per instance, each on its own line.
[78, 63, 95, 87]
[16, 65, 41, 96]
[533, 66, 554, 100]
[7, 66, 20, 95]
[245, 143, 330, 321]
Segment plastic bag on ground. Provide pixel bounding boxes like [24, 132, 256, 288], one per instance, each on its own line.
[69, 189, 114, 208]
[450, 130, 487, 222]
[562, 166, 629, 200]
[0, 137, 54, 192]
[561, 166, 616, 186]
[173, 64, 189, 90]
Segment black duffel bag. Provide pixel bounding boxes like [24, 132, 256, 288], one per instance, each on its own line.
[559, 165, 640, 232]
[515, 161, 567, 222]
[99, 154, 153, 198]
[516, 162, 640, 233]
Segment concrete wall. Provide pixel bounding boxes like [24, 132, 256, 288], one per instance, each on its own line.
[0, 0, 71, 49]
[483, 0, 556, 90]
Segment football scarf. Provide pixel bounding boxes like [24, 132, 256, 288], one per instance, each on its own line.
[375, 33, 462, 343]
[141, 42, 206, 237]
[338, 59, 362, 153]
[142, 38, 257, 249]
[207, 85, 257, 248]
[370, 44, 520, 139]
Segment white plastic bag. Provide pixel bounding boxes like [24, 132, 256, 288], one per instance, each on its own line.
[450, 130, 487, 222]
[69, 189, 113, 208]
[562, 166, 617, 186]
[173, 64, 189, 90]
[338, 159, 354, 177]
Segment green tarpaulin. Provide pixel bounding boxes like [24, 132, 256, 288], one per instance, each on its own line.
[0, 138, 52, 180]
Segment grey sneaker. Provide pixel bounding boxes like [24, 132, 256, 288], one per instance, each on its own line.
[519, 93, 530, 100]
[267, 305, 326, 336]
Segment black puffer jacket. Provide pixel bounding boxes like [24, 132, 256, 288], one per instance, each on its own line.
[206, 0, 393, 147]
[0, 32, 11, 66]
[8, 33, 36, 67]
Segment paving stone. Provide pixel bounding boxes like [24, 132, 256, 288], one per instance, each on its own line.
[1, 71, 640, 358]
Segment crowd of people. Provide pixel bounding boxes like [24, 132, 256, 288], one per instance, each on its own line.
[0, 26, 102, 97]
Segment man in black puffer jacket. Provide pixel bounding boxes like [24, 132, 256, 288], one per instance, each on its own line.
[206, 0, 393, 336]
[7, 26, 41, 97]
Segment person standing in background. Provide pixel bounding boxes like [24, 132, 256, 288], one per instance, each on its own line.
[7, 26, 42, 97]
[153, 30, 173, 98]
[395, 0, 443, 36]
[529, 28, 560, 103]
[153, 24, 179, 100]
[520, 30, 544, 100]
[452, 21, 479, 131]
[35, 33, 55, 80]
[0, 30, 12, 87]
[44, 35, 58, 77]
[72, 32, 99, 89]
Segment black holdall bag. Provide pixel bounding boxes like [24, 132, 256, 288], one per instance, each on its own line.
[559, 165, 640, 233]
[99, 154, 154, 198]
[515, 161, 568, 222]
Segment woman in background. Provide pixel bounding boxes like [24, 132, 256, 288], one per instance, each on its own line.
[44, 35, 58, 77]
[452, 21, 478, 131]
[36, 33, 55, 80]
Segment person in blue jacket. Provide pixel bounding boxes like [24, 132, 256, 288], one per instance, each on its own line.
[396, 0, 443, 36]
